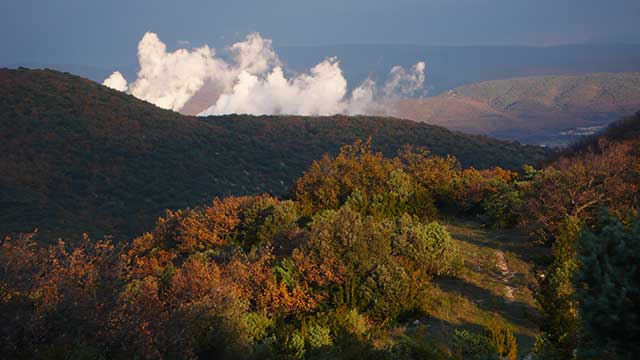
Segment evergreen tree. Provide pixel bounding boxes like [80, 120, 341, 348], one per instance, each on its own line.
[534, 216, 581, 359]
[575, 214, 640, 359]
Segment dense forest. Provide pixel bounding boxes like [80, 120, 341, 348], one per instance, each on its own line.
[0, 68, 547, 241]
[1, 69, 639, 359]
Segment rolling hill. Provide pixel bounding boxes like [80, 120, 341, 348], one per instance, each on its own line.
[0, 68, 547, 241]
[277, 43, 640, 96]
[387, 73, 640, 145]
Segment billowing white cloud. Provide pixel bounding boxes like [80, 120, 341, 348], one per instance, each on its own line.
[203, 57, 348, 116]
[102, 71, 128, 92]
[229, 33, 280, 75]
[104, 32, 426, 116]
[126, 32, 229, 111]
[383, 61, 426, 98]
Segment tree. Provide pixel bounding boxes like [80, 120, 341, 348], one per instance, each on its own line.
[575, 213, 640, 359]
[534, 216, 581, 359]
[295, 139, 406, 215]
[525, 140, 638, 244]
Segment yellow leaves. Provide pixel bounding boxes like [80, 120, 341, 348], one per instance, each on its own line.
[295, 139, 404, 215]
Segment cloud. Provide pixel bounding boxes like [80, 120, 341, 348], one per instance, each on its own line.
[104, 32, 426, 116]
[102, 71, 128, 92]
[229, 33, 280, 75]
[202, 57, 348, 116]
[125, 32, 229, 111]
[383, 61, 426, 98]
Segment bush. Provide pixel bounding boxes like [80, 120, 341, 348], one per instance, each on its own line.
[257, 200, 302, 255]
[482, 183, 524, 229]
[452, 329, 498, 360]
[394, 215, 461, 277]
[452, 323, 517, 360]
[484, 322, 518, 360]
[383, 335, 449, 360]
[306, 324, 334, 349]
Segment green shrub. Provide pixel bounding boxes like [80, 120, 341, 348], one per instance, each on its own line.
[382, 334, 449, 360]
[394, 215, 461, 277]
[283, 330, 306, 359]
[245, 312, 274, 344]
[307, 324, 334, 349]
[482, 183, 524, 229]
[452, 329, 498, 360]
[332, 308, 372, 339]
[359, 264, 413, 324]
[258, 200, 302, 254]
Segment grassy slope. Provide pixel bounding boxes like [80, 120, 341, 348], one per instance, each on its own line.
[0, 68, 547, 241]
[389, 73, 640, 144]
[398, 219, 546, 356]
[454, 73, 640, 109]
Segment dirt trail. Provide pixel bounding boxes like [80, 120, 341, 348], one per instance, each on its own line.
[495, 250, 515, 301]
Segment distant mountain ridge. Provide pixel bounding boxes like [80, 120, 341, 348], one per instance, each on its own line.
[279, 43, 640, 94]
[0, 68, 547, 240]
[387, 72, 640, 145]
[6, 42, 640, 97]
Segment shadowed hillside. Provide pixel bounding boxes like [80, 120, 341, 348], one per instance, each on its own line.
[549, 111, 640, 161]
[0, 68, 547, 240]
[389, 73, 640, 145]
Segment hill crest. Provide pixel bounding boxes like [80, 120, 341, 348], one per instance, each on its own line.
[0, 68, 547, 240]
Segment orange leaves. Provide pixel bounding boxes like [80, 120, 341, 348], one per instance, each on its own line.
[291, 248, 344, 287]
[124, 233, 176, 280]
[262, 280, 320, 314]
[525, 139, 640, 243]
[141, 195, 284, 255]
[1, 234, 122, 310]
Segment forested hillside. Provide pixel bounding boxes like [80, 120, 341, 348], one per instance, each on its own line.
[0, 68, 547, 240]
[559, 111, 640, 157]
[0, 68, 638, 359]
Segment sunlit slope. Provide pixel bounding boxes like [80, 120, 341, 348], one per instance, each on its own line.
[390, 73, 640, 145]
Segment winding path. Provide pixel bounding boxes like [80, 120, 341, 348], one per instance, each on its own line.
[495, 250, 515, 302]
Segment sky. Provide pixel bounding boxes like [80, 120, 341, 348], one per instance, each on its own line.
[1, 0, 639, 67]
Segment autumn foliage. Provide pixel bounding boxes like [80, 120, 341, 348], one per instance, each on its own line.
[1, 130, 638, 358]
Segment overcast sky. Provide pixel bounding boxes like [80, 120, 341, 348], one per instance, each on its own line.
[1, 0, 639, 67]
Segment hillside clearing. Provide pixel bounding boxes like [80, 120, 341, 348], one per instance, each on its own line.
[401, 219, 547, 357]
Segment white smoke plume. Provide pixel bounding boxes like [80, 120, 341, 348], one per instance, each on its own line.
[104, 32, 426, 116]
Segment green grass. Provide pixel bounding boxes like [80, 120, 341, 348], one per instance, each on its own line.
[399, 218, 547, 357]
